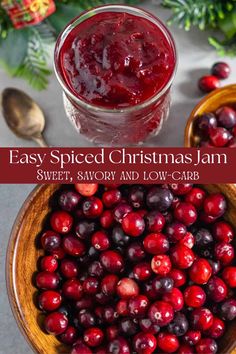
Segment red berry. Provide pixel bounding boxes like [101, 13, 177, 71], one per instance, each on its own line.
[178, 344, 194, 354]
[185, 187, 206, 208]
[203, 193, 227, 217]
[169, 268, 186, 287]
[145, 211, 165, 232]
[62, 278, 83, 300]
[63, 235, 85, 257]
[83, 277, 99, 295]
[184, 285, 206, 308]
[122, 212, 145, 237]
[71, 344, 92, 354]
[116, 278, 139, 299]
[44, 312, 68, 335]
[151, 254, 172, 275]
[75, 183, 98, 196]
[100, 210, 114, 229]
[100, 250, 124, 273]
[204, 316, 225, 339]
[128, 295, 149, 317]
[60, 258, 78, 278]
[59, 325, 77, 345]
[222, 266, 236, 287]
[148, 301, 174, 326]
[50, 211, 73, 234]
[206, 276, 227, 302]
[212, 221, 234, 243]
[102, 189, 121, 208]
[179, 232, 194, 249]
[83, 197, 103, 218]
[162, 287, 184, 311]
[189, 258, 212, 284]
[133, 262, 152, 281]
[169, 184, 193, 195]
[84, 327, 104, 347]
[101, 274, 119, 296]
[209, 127, 232, 147]
[36, 271, 59, 290]
[40, 255, 58, 272]
[170, 244, 194, 269]
[156, 332, 179, 353]
[165, 222, 187, 242]
[174, 202, 197, 226]
[91, 231, 110, 251]
[217, 106, 236, 129]
[195, 338, 218, 354]
[211, 62, 230, 79]
[191, 308, 213, 331]
[38, 290, 62, 311]
[133, 332, 157, 354]
[143, 233, 169, 254]
[214, 242, 234, 265]
[183, 330, 201, 346]
[198, 75, 220, 93]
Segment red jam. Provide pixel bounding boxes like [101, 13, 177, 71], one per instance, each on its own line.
[59, 11, 176, 109]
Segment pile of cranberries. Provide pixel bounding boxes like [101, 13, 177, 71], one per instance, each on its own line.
[35, 183, 236, 354]
[194, 105, 236, 147]
[198, 62, 231, 93]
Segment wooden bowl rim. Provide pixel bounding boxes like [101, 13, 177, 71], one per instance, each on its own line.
[184, 83, 236, 147]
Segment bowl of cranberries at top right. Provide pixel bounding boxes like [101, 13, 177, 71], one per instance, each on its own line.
[185, 84, 236, 147]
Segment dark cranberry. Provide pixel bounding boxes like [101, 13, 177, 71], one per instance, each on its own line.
[83, 277, 99, 295]
[170, 244, 194, 269]
[129, 185, 146, 208]
[152, 276, 174, 294]
[38, 290, 62, 311]
[169, 184, 193, 195]
[204, 193, 227, 217]
[151, 254, 171, 275]
[75, 298, 93, 310]
[143, 280, 158, 300]
[83, 197, 103, 218]
[41, 230, 61, 251]
[148, 301, 174, 326]
[214, 242, 234, 265]
[75, 220, 96, 239]
[58, 304, 72, 319]
[36, 271, 59, 290]
[219, 299, 236, 321]
[60, 259, 78, 278]
[84, 327, 104, 347]
[40, 255, 58, 272]
[195, 338, 218, 354]
[191, 308, 213, 331]
[100, 250, 124, 273]
[205, 316, 225, 339]
[103, 306, 118, 323]
[146, 187, 173, 212]
[184, 285, 206, 308]
[95, 292, 111, 305]
[113, 203, 132, 223]
[178, 344, 194, 354]
[174, 202, 197, 226]
[116, 278, 139, 299]
[106, 325, 119, 341]
[194, 228, 213, 247]
[63, 235, 85, 257]
[139, 318, 160, 334]
[50, 211, 73, 234]
[71, 343, 92, 354]
[133, 262, 152, 281]
[196, 113, 217, 135]
[163, 288, 184, 311]
[128, 295, 149, 317]
[169, 268, 186, 287]
[100, 210, 114, 229]
[112, 226, 130, 246]
[185, 187, 206, 208]
[198, 75, 220, 93]
[62, 279, 83, 300]
[211, 62, 231, 79]
[208, 259, 221, 275]
[165, 222, 187, 243]
[101, 274, 119, 296]
[168, 312, 189, 336]
[91, 231, 110, 251]
[127, 242, 145, 262]
[77, 309, 96, 328]
[210, 127, 232, 146]
[107, 337, 130, 354]
[189, 258, 212, 284]
[102, 189, 121, 208]
[59, 325, 77, 345]
[44, 312, 68, 335]
[228, 137, 236, 147]
[200, 212, 218, 224]
[212, 221, 234, 243]
[59, 190, 81, 211]
[206, 276, 227, 302]
[156, 332, 179, 353]
[217, 106, 236, 129]
[119, 318, 138, 336]
[122, 212, 145, 237]
[145, 211, 165, 232]
[75, 183, 98, 196]
[133, 332, 157, 354]
[88, 261, 104, 278]
[183, 330, 201, 346]
[116, 299, 129, 317]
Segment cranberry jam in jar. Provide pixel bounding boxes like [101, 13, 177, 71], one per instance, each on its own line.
[54, 5, 177, 145]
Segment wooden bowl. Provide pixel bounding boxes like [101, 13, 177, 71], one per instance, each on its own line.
[6, 184, 236, 354]
[184, 84, 236, 147]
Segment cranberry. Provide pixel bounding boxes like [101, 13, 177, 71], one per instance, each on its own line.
[83, 277, 99, 295]
[196, 113, 217, 136]
[165, 222, 187, 242]
[103, 306, 118, 323]
[112, 226, 130, 247]
[44, 312, 68, 335]
[183, 330, 201, 346]
[206, 276, 227, 302]
[102, 189, 121, 208]
[143, 233, 169, 254]
[71, 343, 92, 354]
[184, 286, 206, 308]
[217, 106, 236, 129]
[77, 309, 96, 328]
[60, 259, 78, 278]
[133, 332, 157, 354]
[174, 202, 197, 226]
[219, 299, 236, 321]
[133, 262, 152, 281]
[156, 332, 179, 353]
[100, 250, 124, 273]
[222, 266, 236, 288]
[152, 276, 174, 294]
[119, 319, 138, 336]
[189, 258, 212, 284]
[145, 211, 165, 232]
[170, 244, 194, 269]
[211, 62, 231, 79]
[107, 337, 130, 354]
[84, 327, 104, 347]
[122, 212, 145, 237]
[41, 230, 61, 251]
[63, 235, 85, 257]
[169, 184, 193, 195]
[214, 242, 234, 265]
[178, 344, 194, 354]
[88, 261, 104, 278]
[127, 242, 145, 262]
[75, 183, 98, 196]
[116, 299, 129, 317]
[212, 221, 234, 243]
[59, 190, 81, 211]
[210, 127, 232, 146]
[146, 187, 173, 212]
[107, 325, 119, 340]
[194, 228, 213, 247]
[101, 274, 119, 296]
[129, 185, 146, 208]
[208, 259, 221, 275]
[168, 312, 189, 336]
[62, 279, 83, 300]
[75, 298, 93, 310]
[91, 231, 110, 251]
[179, 232, 195, 249]
[36, 271, 59, 290]
[195, 338, 218, 354]
[163, 288, 184, 311]
[113, 203, 132, 223]
[191, 308, 213, 331]
[83, 197, 103, 218]
[205, 317, 225, 339]
[148, 301, 174, 326]
[59, 325, 77, 345]
[50, 211, 73, 234]
[116, 278, 139, 299]
[151, 254, 171, 275]
[169, 268, 186, 287]
[75, 220, 96, 239]
[200, 212, 218, 224]
[139, 318, 160, 334]
[185, 187, 206, 208]
[100, 210, 114, 229]
[128, 295, 149, 317]
[40, 255, 58, 272]
[198, 75, 220, 93]
[95, 292, 111, 305]
[38, 290, 62, 311]
[204, 193, 226, 217]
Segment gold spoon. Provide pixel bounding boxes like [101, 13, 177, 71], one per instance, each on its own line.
[1, 88, 48, 147]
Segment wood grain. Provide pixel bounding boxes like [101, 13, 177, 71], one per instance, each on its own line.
[6, 184, 236, 354]
[184, 84, 236, 147]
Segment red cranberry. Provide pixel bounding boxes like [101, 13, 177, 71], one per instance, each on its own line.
[185, 187, 206, 208]
[167, 312, 189, 336]
[228, 137, 236, 147]
[62, 279, 83, 300]
[184, 285, 206, 308]
[77, 309, 96, 328]
[212, 221, 234, 243]
[44, 312, 68, 335]
[103, 306, 118, 323]
[75, 220, 96, 239]
[59, 325, 77, 345]
[214, 242, 234, 265]
[59, 190, 81, 211]
[222, 266, 236, 287]
[146, 187, 173, 212]
[191, 308, 213, 331]
[139, 318, 160, 334]
[102, 189, 121, 208]
[143, 233, 169, 254]
[169, 184, 193, 195]
[129, 185, 146, 208]
[179, 232, 195, 249]
[195, 338, 218, 354]
[100, 210, 114, 229]
[178, 344, 194, 354]
[83, 197, 103, 218]
[169, 268, 186, 287]
[203, 193, 226, 217]
[38, 290, 62, 311]
[91, 231, 110, 251]
[170, 244, 194, 269]
[151, 254, 171, 275]
[204, 316, 225, 339]
[128, 295, 149, 317]
[200, 212, 218, 224]
[162, 287, 184, 311]
[88, 261, 104, 278]
[84, 327, 104, 347]
[217, 106, 236, 129]
[113, 203, 132, 223]
[75, 183, 98, 196]
[50, 211, 73, 234]
[206, 276, 227, 302]
[165, 222, 187, 242]
[174, 202, 197, 226]
[148, 301, 174, 326]
[133, 262, 152, 281]
[83, 277, 99, 295]
[219, 299, 236, 321]
[189, 258, 212, 284]
[156, 332, 179, 353]
[183, 330, 201, 346]
[116, 299, 129, 317]
[100, 250, 124, 273]
[60, 259, 78, 278]
[107, 337, 130, 354]
[40, 255, 58, 272]
[122, 212, 145, 237]
[133, 332, 157, 354]
[41, 230, 61, 251]
[116, 278, 139, 299]
[211, 62, 231, 79]
[101, 274, 119, 296]
[127, 242, 145, 262]
[196, 113, 217, 136]
[198, 75, 220, 93]
[106, 325, 119, 340]
[145, 211, 165, 232]
[119, 319, 138, 336]
[36, 271, 59, 290]
[63, 235, 86, 257]
[71, 343, 92, 354]
[210, 127, 232, 146]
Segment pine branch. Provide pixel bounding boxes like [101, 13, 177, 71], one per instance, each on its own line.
[209, 35, 236, 56]
[0, 7, 13, 39]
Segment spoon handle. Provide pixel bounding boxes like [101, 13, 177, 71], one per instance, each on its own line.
[32, 134, 48, 147]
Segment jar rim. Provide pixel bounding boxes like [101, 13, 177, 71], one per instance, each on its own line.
[54, 4, 178, 113]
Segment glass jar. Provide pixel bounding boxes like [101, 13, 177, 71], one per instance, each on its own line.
[54, 5, 177, 146]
